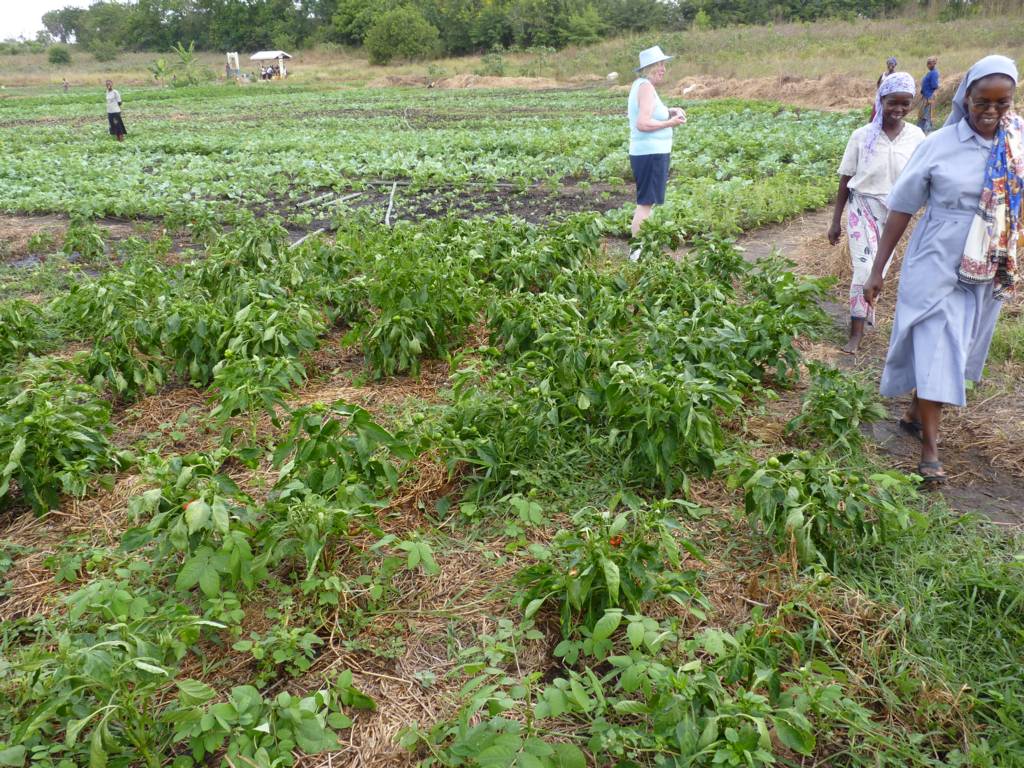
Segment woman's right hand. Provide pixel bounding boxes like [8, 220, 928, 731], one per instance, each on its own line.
[827, 222, 841, 246]
[667, 109, 686, 126]
[863, 272, 884, 307]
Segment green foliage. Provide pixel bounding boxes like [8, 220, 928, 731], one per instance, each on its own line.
[989, 312, 1024, 364]
[47, 46, 71, 65]
[0, 299, 56, 364]
[148, 57, 170, 84]
[1, 85, 1019, 768]
[170, 41, 207, 87]
[348, 224, 480, 378]
[600, 360, 739, 490]
[232, 609, 323, 684]
[475, 50, 506, 76]
[29, 0, 929, 57]
[209, 354, 306, 436]
[0, 360, 115, 514]
[517, 499, 707, 638]
[91, 47, 119, 63]
[272, 401, 416, 503]
[566, 5, 607, 45]
[364, 7, 441, 65]
[533, 617, 863, 766]
[61, 217, 106, 261]
[787, 362, 887, 453]
[729, 450, 918, 567]
[420, 610, 878, 767]
[26, 230, 55, 254]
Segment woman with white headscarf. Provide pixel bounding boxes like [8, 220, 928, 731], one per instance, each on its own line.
[863, 55, 1022, 485]
[828, 71, 924, 353]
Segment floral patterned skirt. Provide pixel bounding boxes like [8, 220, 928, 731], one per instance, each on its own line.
[847, 191, 892, 323]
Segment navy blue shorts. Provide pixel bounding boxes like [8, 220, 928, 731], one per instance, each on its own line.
[630, 153, 670, 205]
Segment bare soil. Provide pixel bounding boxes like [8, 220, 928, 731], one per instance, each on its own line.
[0, 213, 197, 269]
[666, 71, 965, 112]
[269, 180, 632, 233]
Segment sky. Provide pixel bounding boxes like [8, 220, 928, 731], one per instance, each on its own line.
[0, 0, 91, 41]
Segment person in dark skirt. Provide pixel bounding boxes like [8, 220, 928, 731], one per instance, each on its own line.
[627, 46, 686, 261]
[105, 80, 127, 141]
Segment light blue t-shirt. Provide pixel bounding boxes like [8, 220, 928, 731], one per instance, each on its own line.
[628, 77, 672, 156]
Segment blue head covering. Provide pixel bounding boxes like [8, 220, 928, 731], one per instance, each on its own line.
[945, 54, 1019, 127]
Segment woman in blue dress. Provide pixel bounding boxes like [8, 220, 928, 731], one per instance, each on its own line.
[863, 55, 1022, 484]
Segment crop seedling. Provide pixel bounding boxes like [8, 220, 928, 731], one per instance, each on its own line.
[517, 497, 708, 638]
[61, 216, 108, 262]
[787, 362, 888, 454]
[0, 359, 116, 514]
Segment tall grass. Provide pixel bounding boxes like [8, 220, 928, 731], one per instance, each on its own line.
[5, 10, 1024, 91]
[548, 14, 1024, 82]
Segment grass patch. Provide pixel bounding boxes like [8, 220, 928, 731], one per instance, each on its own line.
[989, 309, 1024, 364]
[837, 509, 1024, 763]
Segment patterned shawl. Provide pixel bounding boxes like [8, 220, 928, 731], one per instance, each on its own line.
[958, 113, 1024, 295]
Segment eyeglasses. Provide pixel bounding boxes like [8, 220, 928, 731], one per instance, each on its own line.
[968, 98, 1013, 113]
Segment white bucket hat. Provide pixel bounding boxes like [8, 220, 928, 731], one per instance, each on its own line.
[635, 45, 673, 72]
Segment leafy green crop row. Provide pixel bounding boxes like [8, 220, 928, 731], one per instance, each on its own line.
[0, 88, 859, 233]
[2, 211, 1021, 767]
[2, 87, 1020, 768]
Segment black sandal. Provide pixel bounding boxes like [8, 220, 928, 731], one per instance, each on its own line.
[899, 418, 923, 442]
[917, 460, 947, 487]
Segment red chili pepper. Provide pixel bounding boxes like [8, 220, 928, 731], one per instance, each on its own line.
[609, 535, 623, 548]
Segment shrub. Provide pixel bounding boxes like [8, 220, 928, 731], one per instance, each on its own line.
[364, 7, 440, 65]
[47, 46, 72, 65]
[91, 46, 118, 62]
[475, 50, 505, 76]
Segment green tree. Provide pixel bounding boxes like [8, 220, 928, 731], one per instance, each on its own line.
[171, 41, 206, 86]
[75, 1, 133, 55]
[41, 6, 85, 44]
[566, 4, 606, 44]
[470, 3, 514, 51]
[364, 6, 441, 64]
[331, 0, 396, 44]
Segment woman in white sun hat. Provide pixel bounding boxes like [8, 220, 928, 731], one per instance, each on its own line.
[627, 45, 686, 260]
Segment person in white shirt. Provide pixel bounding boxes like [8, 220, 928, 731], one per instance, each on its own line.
[828, 72, 924, 353]
[105, 79, 127, 141]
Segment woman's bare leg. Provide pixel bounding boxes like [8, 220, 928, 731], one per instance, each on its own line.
[917, 397, 944, 473]
[631, 204, 653, 238]
[842, 317, 867, 354]
[903, 390, 920, 424]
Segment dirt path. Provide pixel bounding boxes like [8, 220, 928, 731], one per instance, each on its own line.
[737, 208, 1024, 527]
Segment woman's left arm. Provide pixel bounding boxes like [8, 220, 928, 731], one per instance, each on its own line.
[863, 212, 912, 306]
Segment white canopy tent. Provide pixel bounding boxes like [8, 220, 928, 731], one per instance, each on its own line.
[250, 50, 291, 78]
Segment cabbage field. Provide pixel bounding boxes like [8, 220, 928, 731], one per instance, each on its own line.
[0, 84, 1021, 768]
